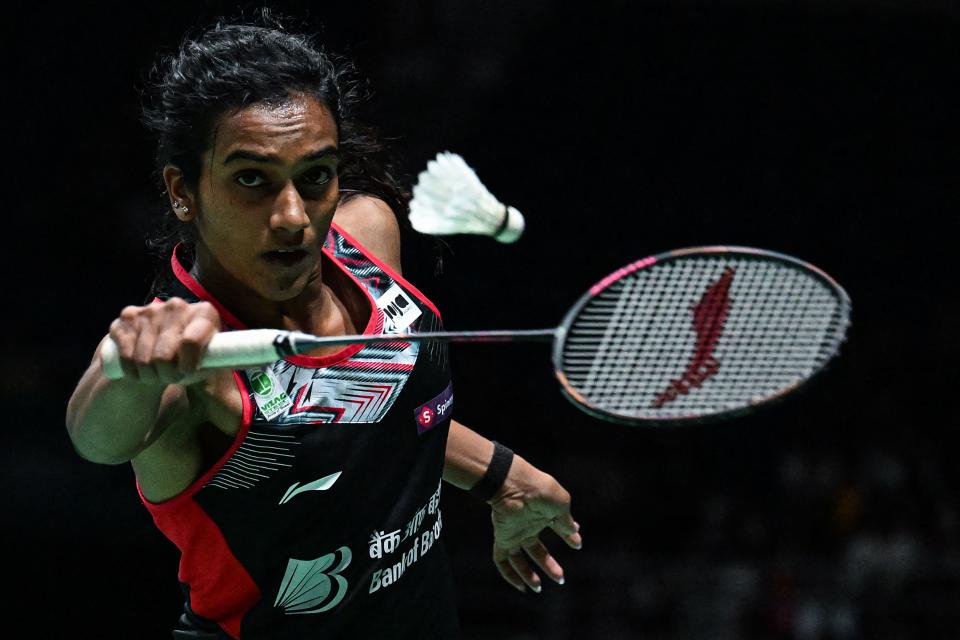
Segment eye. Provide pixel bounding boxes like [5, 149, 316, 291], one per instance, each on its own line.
[301, 165, 336, 186]
[235, 171, 267, 188]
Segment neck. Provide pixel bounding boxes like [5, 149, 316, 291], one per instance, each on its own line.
[189, 243, 331, 333]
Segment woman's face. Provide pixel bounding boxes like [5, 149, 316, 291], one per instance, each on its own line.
[190, 93, 341, 302]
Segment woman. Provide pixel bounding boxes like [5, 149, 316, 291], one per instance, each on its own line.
[65, 16, 581, 639]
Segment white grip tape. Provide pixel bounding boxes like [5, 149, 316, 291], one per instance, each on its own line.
[100, 329, 285, 380]
[99, 339, 125, 380]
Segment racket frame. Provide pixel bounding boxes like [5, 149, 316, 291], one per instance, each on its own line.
[551, 245, 852, 426]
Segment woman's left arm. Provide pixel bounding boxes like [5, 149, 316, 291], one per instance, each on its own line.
[444, 419, 582, 593]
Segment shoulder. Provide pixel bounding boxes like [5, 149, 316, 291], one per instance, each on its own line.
[334, 195, 403, 274]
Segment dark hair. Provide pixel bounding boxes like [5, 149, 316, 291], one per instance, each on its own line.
[141, 11, 408, 292]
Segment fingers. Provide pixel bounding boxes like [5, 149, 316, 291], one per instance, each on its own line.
[489, 471, 582, 594]
[106, 299, 220, 384]
[494, 536, 573, 593]
[109, 308, 140, 380]
[550, 513, 583, 551]
[495, 546, 545, 593]
[178, 312, 219, 374]
[521, 538, 564, 585]
[508, 549, 543, 593]
[133, 315, 161, 384]
[494, 552, 528, 593]
[540, 479, 583, 551]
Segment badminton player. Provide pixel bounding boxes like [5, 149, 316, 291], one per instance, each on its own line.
[65, 14, 581, 639]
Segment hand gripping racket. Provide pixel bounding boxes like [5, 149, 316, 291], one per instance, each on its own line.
[101, 246, 851, 425]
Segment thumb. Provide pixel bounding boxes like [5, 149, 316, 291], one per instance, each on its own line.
[550, 514, 582, 550]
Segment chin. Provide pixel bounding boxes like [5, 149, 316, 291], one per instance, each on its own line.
[263, 281, 308, 302]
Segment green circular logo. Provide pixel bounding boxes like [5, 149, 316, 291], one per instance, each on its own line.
[251, 371, 274, 396]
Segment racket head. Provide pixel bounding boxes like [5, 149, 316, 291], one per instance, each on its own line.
[552, 246, 852, 426]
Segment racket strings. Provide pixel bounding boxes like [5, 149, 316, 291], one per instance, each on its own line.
[560, 257, 850, 420]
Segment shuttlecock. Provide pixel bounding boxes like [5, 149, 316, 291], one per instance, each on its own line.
[408, 152, 525, 243]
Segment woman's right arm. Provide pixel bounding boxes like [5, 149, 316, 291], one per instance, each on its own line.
[65, 298, 221, 465]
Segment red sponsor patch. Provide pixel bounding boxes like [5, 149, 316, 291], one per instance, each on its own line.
[417, 406, 434, 427]
[414, 382, 454, 434]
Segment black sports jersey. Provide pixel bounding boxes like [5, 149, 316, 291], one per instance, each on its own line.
[142, 224, 459, 639]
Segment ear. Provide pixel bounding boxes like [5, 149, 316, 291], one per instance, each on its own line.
[162, 165, 197, 222]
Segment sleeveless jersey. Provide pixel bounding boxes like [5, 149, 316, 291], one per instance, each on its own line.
[141, 224, 459, 639]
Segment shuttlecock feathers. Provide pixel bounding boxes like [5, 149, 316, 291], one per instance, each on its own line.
[408, 152, 524, 243]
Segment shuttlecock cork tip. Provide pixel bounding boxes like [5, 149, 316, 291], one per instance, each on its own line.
[495, 205, 525, 243]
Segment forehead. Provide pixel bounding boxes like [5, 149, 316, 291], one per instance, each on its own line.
[210, 94, 338, 158]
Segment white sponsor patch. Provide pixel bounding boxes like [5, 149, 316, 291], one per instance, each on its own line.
[248, 367, 293, 420]
[375, 284, 422, 333]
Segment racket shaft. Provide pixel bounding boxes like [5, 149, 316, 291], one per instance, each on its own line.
[100, 328, 556, 379]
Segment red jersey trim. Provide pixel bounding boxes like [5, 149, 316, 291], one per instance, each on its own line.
[170, 246, 247, 331]
[330, 222, 443, 321]
[137, 371, 257, 639]
[150, 496, 258, 639]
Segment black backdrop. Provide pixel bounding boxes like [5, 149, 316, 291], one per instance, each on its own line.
[6, 1, 959, 638]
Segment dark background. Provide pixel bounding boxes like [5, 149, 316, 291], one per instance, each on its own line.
[5, 1, 959, 638]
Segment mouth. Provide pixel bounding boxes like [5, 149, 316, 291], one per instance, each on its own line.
[261, 248, 310, 268]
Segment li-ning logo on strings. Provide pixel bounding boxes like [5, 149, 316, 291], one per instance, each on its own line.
[652, 267, 734, 408]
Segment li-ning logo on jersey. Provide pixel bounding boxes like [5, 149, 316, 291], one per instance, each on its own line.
[279, 471, 342, 505]
[376, 283, 422, 333]
[414, 382, 454, 434]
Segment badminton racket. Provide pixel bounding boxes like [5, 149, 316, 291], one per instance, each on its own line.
[101, 246, 851, 425]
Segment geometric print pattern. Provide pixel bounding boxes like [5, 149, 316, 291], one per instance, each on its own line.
[251, 346, 419, 425]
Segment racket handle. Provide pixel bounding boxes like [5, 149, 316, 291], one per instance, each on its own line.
[100, 329, 294, 380]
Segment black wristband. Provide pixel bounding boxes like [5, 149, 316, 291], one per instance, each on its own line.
[469, 441, 514, 502]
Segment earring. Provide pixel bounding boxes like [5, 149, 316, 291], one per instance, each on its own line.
[174, 201, 189, 213]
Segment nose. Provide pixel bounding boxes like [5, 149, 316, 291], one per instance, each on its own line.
[270, 182, 311, 233]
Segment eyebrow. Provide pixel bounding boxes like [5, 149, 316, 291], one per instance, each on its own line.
[222, 146, 341, 166]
